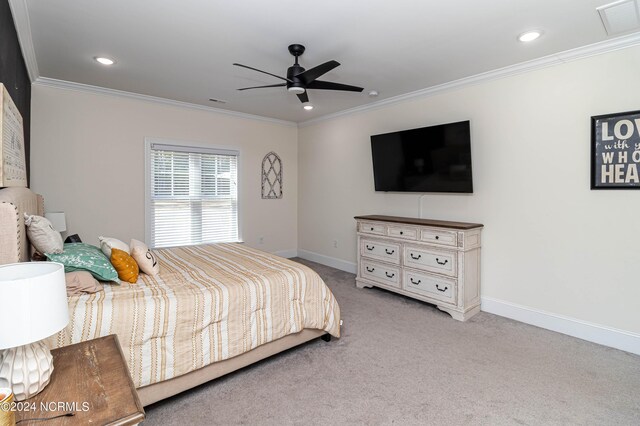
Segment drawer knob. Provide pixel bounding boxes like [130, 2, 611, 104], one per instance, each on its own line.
[435, 236, 440, 240]
[366, 267, 375, 272]
[385, 249, 395, 255]
[435, 258, 448, 266]
[366, 245, 375, 251]
[410, 253, 422, 260]
[410, 278, 421, 285]
[436, 284, 448, 292]
[385, 272, 395, 278]
[370, 227, 374, 231]
[400, 231, 403, 235]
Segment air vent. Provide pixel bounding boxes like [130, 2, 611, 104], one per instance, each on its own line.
[208, 98, 227, 104]
[597, 0, 640, 35]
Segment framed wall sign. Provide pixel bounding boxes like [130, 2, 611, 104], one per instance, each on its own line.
[0, 83, 27, 187]
[591, 109, 640, 190]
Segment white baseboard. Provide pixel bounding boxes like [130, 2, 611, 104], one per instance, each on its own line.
[481, 297, 640, 355]
[288, 252, 639, 355]
[297, 249, 357, 274]
[272, 249, 298, 259]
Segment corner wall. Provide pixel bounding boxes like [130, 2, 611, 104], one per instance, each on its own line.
[298, 46, 640, 341]
[30, 85, 298, 253]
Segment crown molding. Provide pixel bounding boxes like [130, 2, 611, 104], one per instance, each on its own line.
[33, 77, 298, 127]
[10, 0, 640, 128]
[9, 0, 293, 127]
[299, 32, 640, 127]
[8, 0, 39, 82]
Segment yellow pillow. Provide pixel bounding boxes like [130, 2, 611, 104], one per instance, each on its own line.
[111, 248, 139, 283]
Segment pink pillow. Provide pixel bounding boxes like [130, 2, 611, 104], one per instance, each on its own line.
[65, 271, 104, 296]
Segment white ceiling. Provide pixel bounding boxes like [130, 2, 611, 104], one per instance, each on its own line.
[14, 0, 640, 122]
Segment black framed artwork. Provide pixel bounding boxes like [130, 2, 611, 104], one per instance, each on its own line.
[591, 109, 640, 190]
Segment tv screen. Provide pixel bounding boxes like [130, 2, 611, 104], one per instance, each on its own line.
[370, 120, 473, 193]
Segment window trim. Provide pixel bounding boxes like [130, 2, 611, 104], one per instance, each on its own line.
[144, 137, 243, 248]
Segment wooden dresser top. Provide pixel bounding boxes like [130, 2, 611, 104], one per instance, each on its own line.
[354, 215, 483, 230]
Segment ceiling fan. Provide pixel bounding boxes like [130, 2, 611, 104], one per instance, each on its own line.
[233, 44, 364, 105]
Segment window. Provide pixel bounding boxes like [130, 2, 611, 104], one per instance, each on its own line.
[146, 141, 239, 248]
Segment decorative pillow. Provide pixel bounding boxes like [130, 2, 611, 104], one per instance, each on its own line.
[46, 243, 119, 283]
[98, 236, 130, 259]
[130, 239, 160, 276]
[111, 248, 139, 283]
[65, 271, 103, 296]
[24, 214, 63, 254]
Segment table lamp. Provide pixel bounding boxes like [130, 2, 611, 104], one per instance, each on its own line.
[0, 262, 69, 401]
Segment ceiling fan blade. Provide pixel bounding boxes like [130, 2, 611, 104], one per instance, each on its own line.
[297, 91, 309, 103]
[233, 63, 293, 83]
[238, 83, 286, 91]
[296, 60, 340, 85]
[307, 80, 364, 92]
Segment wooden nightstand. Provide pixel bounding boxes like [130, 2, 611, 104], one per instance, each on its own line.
[15, 335, 144, 425]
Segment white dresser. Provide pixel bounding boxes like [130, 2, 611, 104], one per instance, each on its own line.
[355, 215, 483, 321]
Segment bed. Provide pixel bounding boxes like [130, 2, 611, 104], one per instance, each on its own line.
[0, 187, 341, 405]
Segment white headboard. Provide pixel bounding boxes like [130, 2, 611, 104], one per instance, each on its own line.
[0, 187, 44, 264]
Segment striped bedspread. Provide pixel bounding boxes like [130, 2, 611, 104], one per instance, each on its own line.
[45, 243, 340, 388]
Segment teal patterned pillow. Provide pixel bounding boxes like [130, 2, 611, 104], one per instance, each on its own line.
[46, 243, 120, 283]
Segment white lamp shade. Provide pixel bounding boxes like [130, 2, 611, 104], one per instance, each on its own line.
[45, 212, 66, 232]
[0, 262, 69, 349]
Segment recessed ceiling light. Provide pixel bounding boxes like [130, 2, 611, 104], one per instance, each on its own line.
[94, 57, 115, 65]
[518, 30, 542, 42]
[368, 90, 379, 97]
[303, 103, 313, 111]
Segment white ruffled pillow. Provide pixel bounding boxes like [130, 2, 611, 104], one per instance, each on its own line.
[130, 239, 160, 276]
[98, 236, 130, 259]
[24, 214, 64, 254]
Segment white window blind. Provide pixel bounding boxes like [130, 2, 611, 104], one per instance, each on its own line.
[148, 142, 239, 248]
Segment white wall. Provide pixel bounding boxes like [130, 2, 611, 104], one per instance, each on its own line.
[31, 85, 298, 254]
[298, 46, 640, 334]
[29, 47, 640, 346]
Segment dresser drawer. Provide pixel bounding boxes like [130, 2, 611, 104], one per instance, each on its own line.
[403, 270, 457, 305]
[359, 222, 386, 236]
[361, 239, 400, 264]
[387, 225, 418, 240]
[420, 229, 458, 247]
[403, 245, 457, 277]
[361, 260, 400, 288]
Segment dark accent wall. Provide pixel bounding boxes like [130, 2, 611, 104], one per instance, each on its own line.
[0, 0, 31, 183]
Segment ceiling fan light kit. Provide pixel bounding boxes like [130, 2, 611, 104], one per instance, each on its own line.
[234, 44, 363, 107]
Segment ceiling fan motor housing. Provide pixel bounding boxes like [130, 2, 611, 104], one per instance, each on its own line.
[287, 64, 306, 92]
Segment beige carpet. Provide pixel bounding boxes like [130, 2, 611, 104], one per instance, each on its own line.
[144, 258, 640, 425]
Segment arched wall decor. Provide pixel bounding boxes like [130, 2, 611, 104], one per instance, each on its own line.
[261, 151, 283, 199]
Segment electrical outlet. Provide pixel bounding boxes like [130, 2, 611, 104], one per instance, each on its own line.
[259, 236, 264, 244]
[333, 240, 338, 248]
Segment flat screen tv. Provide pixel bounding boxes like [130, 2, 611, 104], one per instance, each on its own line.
[370, 120, 473, 193]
